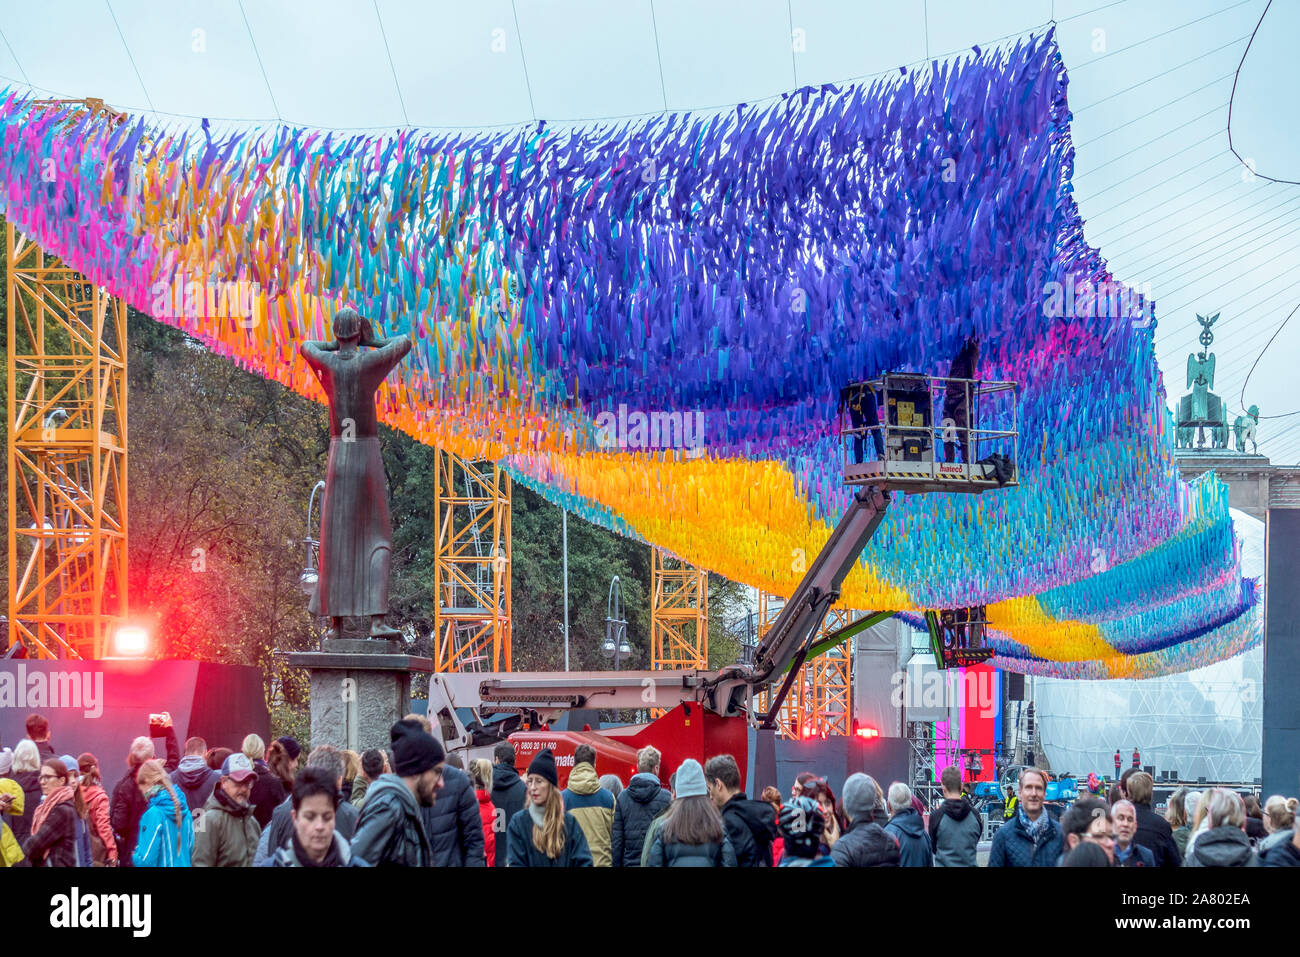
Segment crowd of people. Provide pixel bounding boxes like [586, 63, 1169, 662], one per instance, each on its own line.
[990, 765, 1299, 867]
[2, 711, 1297, 868]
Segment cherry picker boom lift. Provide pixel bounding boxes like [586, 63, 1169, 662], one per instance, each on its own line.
[426, 373, 1019, 789]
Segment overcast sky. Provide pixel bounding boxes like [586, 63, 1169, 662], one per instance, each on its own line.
[2, 0, 1297, 461]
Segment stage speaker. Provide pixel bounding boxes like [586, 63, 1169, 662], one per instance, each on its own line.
[1007, 672, 1025, 701]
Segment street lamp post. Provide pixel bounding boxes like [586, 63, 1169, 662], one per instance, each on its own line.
[602, 575, 631, 670]
[299, 480, 326, 598]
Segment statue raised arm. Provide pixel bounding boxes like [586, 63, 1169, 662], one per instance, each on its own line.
[300, 307, 412, 639]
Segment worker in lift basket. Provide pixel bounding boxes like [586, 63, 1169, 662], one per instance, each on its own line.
[943, 337, 980, 463]
[840, 382, 885, 464]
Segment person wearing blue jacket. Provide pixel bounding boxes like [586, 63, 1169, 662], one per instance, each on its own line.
[506, 750, 592, 868]
[132, 759, 193, 867]
[884, 782, 934, 867]
[988, 768, 1063, 867]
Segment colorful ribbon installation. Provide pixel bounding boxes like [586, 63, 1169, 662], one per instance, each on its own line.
[0, 31, 1259, 678]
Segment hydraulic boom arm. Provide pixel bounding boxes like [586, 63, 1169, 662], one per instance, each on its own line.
[452, 485, 891, 726]
[703, 483, 891, 720]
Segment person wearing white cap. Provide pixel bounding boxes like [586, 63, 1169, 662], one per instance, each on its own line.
[192, 753, 261, 867]
[645, 759, 736, 867]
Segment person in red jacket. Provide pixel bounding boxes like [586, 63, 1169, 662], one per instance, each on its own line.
[1132, 749, 1141, 770]
[470, 759, 497, 867]
[76, 753, 118, 866]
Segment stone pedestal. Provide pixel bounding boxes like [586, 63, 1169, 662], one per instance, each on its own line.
[286, 639, 433, 753]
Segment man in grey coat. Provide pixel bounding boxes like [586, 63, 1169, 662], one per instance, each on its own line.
[927, 766, 983, 866]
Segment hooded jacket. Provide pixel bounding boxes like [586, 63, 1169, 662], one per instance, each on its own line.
[0, 777, 24, 860]
[506, 805, 593, 867]
[254, 791, 359, 867]
[1132, 801, 1181, 867]
[830, 817, 901, 867]
[193, 785, 261, 867]
[1260, 836, 1300, 867]
[720, 793, 777, 867]
[928, 797, 982, 867]
[109, 726, 180, 868]
[420, 764, 486, 867]
[491, 763, 526, 866]
[350, 774, 432, 867]
[171, 756, 220, 817]
[271, 831, 369, 867]
[1258, 828, 1294, 856]
[612, 772, 671, 867]
[885, 807, 934, 867]
[562, 763, 615, 867]
[1183, 827, 1259, 867]
[133, 785, 194, 867]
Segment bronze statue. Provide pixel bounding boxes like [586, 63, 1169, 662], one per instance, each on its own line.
[300, 308, 411, 639]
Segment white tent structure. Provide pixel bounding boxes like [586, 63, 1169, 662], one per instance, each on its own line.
[1034, 509, 1265, 784]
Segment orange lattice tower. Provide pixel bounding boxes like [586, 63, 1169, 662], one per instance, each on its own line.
[6, 225, 128, 659]
[432, 452, 511, 672]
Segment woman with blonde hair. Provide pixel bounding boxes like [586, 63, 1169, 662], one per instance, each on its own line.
[241, 733, 285, 829]
[8, 739, 42, 856]
[506, 749, 591, 867]
[133, 759, 193, 867]
[1183, 788, 1258, 867]
[22, 758, 84, 867]
[340, 750, 362, 804]
[109, 720, 180, 868]
[469, 758, 497, 866]
[1258, 795, 1298, 855]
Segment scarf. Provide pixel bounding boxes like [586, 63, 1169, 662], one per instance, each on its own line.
[291, 829, 343, 867]
[1019, 805, 1048, 841]
[528, 802, 546, 829]
[214, 783, 252, 816]
[31, 785, 74, 835]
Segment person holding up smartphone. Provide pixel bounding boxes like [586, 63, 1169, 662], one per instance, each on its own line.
[109, 711, 180, 867]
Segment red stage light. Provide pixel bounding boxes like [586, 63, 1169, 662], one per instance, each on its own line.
[856, 727, 879, 739]
[112, 625, 150, 657]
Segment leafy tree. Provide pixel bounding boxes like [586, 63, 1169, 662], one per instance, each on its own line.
[1, 222, 745, 727]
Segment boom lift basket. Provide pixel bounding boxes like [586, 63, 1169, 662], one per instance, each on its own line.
[840, 373, 1019, 493]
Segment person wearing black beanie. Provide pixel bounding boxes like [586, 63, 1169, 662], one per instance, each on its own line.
[527, 749, 558, 788]
[350, 721, 445, 866]
[506, 749, 592, 868]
